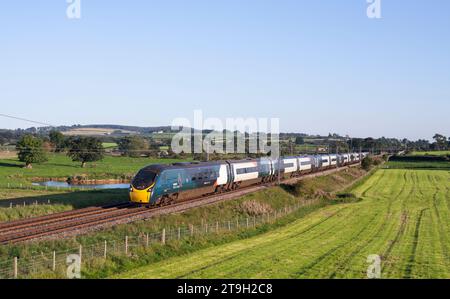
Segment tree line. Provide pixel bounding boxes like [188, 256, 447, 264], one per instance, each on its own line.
[6, 130, 450, 168]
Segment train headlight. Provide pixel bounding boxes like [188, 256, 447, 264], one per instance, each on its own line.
[129, 185, 133, 192]
[147, 187, 153, 193]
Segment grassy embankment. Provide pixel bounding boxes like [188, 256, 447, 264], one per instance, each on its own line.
[117, 161, 450, 279]
[0, 167, 369, 278]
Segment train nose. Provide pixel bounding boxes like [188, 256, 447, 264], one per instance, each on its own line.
[129, 186, 151, 204]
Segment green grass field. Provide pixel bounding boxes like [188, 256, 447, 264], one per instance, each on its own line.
[118, 168, 450, 278]
[102, 142, 118, 149]
[410, 150, 450, 156]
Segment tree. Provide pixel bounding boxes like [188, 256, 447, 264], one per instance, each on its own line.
[295, 136, 305, 145]
[67, 137, 104, 167]
[16, 135, 48, 168]
[329, 140, 349, 153]
[432, 133, 447, 150]
[117, 136, 148, 157]
[49, 130, 65, 152]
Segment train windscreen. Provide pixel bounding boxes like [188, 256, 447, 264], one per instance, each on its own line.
[132, 169, 157, 190]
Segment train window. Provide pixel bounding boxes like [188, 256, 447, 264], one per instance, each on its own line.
[132, 169, 157, 190]
[237, 166, 259, 175]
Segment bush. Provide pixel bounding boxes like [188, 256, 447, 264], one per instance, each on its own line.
[373, 158, 382, 166]
[361, 156, 374, 171]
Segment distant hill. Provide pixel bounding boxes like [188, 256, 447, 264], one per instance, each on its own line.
[40, 124, 179, 136]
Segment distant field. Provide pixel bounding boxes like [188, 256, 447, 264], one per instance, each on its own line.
[102, 142, 118, 149]
[119, 167, 450, 278]
[410, 150, 450, 156]
[150, 132, 176, 140]
[294, 144, 319, 153]
[0, 151, 16, 159]
[62, 127, 137, 136]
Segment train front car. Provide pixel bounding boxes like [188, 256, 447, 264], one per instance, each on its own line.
[129, 166, 159, 204]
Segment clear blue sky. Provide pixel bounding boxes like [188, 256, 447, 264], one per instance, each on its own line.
[0, 0, 449, 140]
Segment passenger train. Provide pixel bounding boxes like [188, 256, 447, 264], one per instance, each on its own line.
[129, 152, 368, 205]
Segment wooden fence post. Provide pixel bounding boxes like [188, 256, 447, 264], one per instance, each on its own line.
[216, 221, 219, 233]
[161, 229, 166, 245]
[228, 221, 231, 231]
[146, 233, 149, 247]
[205, 223, 208, 233]
[104, 240, 107, 258]
[13, 257, 18, 279]
[79, 245, 82, 264]
[125, 236, 128, 254]
[178, 227, 181, 240]
[52, 251, 56, 271]
[190, 224, 194, 236]
[246, 218, 249, 228]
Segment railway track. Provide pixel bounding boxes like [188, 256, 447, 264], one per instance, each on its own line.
[0, 202, 132, 233]
[0, 205, 148, 244]
[0, 184, 265, 244]
[0, 164, 361, 244]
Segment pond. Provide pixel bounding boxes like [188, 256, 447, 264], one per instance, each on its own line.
[31, 181, 130, 189]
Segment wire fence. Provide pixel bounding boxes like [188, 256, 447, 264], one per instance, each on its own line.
[0, 199, 321, 279]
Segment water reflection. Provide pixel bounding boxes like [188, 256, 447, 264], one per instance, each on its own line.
[31, 181, 129, 189]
